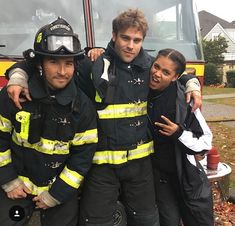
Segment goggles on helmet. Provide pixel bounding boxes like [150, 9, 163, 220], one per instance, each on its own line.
[47, 35, 74, 52]
[43, 34, 81, 56]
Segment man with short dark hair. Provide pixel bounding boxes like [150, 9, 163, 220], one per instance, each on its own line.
[0, 17, 98, 226]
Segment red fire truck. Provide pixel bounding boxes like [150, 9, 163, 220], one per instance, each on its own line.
[0, 0, 204, 88]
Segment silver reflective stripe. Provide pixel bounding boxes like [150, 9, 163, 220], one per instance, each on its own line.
[12, 130, 70, 155]
[19, 176, 49, 195]
[92, 141, 154, 164]
[0, 149, 11, 167]
[72, 129, 98, 145]
[97, 102, 147, 119]
[0, 115, 12, 133]
[59, 166, 83, 189]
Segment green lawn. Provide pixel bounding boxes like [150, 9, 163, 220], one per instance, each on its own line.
[204, 97, 235, 107]
[203, 86, 235, 95]
[202, 86, 235, 106]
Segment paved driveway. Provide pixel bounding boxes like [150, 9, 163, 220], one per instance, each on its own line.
[202, 94, 235, 128]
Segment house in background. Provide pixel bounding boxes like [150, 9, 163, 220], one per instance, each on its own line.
[198, 10, 235, 78]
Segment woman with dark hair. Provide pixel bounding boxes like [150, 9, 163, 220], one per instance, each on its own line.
[148, 48, 214, 226]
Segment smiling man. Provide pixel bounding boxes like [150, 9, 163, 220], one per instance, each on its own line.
[0, 17, 98, 226]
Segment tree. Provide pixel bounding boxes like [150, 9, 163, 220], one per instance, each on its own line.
[202, 36, 228, 65]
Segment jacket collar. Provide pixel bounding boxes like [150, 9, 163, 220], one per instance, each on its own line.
[28, 74, 77, 106]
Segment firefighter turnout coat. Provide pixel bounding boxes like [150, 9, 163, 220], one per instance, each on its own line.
[0, 74, 98, 203]
[91, 40, 154, 165]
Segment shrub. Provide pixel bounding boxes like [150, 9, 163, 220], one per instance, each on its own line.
[230, 78, 235, 88]
[226, 70, 235, 85]
[204, 63, 219, 85]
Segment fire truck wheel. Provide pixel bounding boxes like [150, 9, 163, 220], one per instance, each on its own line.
[113, 201, 127, 226]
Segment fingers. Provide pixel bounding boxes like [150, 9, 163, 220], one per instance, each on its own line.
[186, 92, 191, 103]
[88, 48, 105, 61]
[13, 99, 23, 110]
[185, 91, 202, 112]
[155, 116, 178, 136]
[7, 86, 22, 109]
[7, 86, 32, 109]
[22, 88, 32, 101]
[23, 185, 32, 194]
[7, 188, 27, 199]
[160, 115, 172, 124]
[191, 96, 202, 112]
[33, 196, 49, 209]
[158, 129, 170, 136]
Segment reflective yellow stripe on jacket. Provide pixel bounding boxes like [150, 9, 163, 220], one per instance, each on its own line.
[12, 130, 70, 155]
[59, 166, 84, 189]
[92, 141, 154, 164]
[0, 115, 12, 133]
[71, 128, 98, 145]
[12, 128, 98, 155]
[0, 149, 11, 167]
[97, 102, 147, 119]
[19, 176, 50, 195]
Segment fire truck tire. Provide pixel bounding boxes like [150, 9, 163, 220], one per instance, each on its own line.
[113, 201, 127, 226]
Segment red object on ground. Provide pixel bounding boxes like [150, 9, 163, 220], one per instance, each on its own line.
[207, 146, 220, 170]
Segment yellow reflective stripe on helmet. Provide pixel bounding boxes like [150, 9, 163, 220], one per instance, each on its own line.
[97, 102, 147, 119]
[15, 111, 31, 140]
[0, 115, 12, 133]
[0, 149, 11, 167]
[92, 141, 154, 164]
[95, 91, 102, 103]
[59, 166, 83, 189]
[71, 128, 98, 146]
[19, 176, 49, 195]
[12, 130, 69, 155]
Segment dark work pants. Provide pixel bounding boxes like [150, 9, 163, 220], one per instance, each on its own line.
[0, 189, 78, 226]
[153, 168, 213, 226]
[79, 157, 159, 226]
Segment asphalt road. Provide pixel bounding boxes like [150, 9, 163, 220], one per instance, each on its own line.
[202, 93, 235, 128]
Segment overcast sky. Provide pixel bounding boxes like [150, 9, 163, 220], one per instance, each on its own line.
[196, 0, 235, 22]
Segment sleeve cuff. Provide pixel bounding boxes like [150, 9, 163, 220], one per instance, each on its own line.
[1, 178, 23, 192]
[7, 68, 29, 88]
[172, 124, 184, 140]
[185, 78, 201, 93]
[40, 191, 61, 207]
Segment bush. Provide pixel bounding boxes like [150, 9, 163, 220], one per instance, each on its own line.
[204, 63, 220, 85]
[226, 70, 235, 85]
[230, 78, 235, 88]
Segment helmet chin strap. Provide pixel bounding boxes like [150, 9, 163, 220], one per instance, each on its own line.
[38, 66, 43, 77]
[37, 65, 54, 98]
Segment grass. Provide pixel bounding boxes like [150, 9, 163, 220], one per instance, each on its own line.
[202, 86, 235, 189]
[203, 86, 235, 106]
[205, 97, 235, 106]
[208, 122, 235, 189]
[203, 86, 235, 95]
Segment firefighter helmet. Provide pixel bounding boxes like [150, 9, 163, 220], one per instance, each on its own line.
[33, 17, 83, 57]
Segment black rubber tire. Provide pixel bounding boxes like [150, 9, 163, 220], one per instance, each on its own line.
[113, 201, 127, 226]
